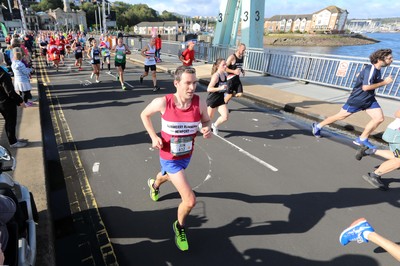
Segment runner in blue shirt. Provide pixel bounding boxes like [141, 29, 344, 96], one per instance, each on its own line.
[312, 49, 394, 148]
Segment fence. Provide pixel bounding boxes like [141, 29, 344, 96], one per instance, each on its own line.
[124, 37, 400, 100]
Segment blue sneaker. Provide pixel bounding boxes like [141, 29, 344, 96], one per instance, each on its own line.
[311, 123, 321, 138]
[339, 218, 374, 246]
[353, 137, 376, 149]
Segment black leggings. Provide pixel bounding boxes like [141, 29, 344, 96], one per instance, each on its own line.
[0, 100, 18, 144]
[19, 91, 32, 103]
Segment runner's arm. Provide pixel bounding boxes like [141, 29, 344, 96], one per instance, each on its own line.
[180, 50, 187, 64]
[225, 54, 240, 75]
[362, 76, 393, 91]
[395, 109, 400, 118]
[87, 47, 92, 59]
[124, 44, 131, 55]
[140, 97, 166, 149]
[207, 73, 222, 92]
[141, 46, 149, 58]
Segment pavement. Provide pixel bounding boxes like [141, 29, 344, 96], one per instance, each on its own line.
[5, 50, 398, 265]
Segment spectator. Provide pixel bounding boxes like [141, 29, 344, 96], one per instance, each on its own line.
[0, 56, 27, 148]
[11, 50, 33, 107]
[155, 34, 162, 62]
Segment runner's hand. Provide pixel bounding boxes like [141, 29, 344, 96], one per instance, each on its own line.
[384, 76, 393, 84]
[151, 136, 163, 149]
[201, 126, 212, 139]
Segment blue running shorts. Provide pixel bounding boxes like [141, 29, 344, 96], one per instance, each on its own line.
[160, 157, 191, 175]
[342, 101, 380, 113]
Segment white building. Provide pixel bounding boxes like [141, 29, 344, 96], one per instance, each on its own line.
[134, 21, 179, 35]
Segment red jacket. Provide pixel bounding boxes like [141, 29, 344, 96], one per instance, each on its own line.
[155, 37, 162, 49]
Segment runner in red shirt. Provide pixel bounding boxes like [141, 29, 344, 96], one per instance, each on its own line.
[179, 41, 196, 66]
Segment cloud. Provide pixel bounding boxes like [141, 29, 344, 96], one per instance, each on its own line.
[149, 0, 220, 17]
[125, 0, 400, 19]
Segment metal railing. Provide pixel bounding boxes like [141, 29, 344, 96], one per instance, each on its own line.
[124, 37, 400, 100]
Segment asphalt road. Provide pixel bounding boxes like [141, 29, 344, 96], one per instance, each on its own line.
[37, 55, 400, 266]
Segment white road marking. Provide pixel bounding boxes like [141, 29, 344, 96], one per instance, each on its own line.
[215, 134, 278, 172]
[106, 72, 134, 88]
[124, 82, 135, 88]
[92, 162, 100, 173]
[192, 144, 213, 190]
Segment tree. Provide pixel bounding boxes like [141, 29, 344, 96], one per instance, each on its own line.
[80, 2, 98, 29]
[30, 0, 63, 12]
[160, 10, 181, 22]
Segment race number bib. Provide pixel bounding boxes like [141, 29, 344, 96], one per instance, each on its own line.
[116, 54, 124, 59]
[102, 49, 110, 56]
[94, 56, 100, 60]
[170, 136, 193, 156]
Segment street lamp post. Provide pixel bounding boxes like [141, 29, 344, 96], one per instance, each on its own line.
[95, 8, 98, 32]
[16, 0, 27, 33]
[97, 3, 102, 33]
[102, 0, 107, 34]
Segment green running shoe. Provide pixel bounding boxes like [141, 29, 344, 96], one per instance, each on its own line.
[147, 178, 159, 201]
[173, 220, 189, 251]
[122, 85, 127, 90]
[116, 75, 120, 81]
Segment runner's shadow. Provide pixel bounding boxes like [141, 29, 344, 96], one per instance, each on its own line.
[64, 131, 149, 150]
[383, 177, 400, 187]
[221, 129, 307, 139]
[195, 187, 400, 235]
[99, 206, 379, 266]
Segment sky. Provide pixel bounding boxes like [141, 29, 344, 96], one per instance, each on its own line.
[122, 0, 400, 19]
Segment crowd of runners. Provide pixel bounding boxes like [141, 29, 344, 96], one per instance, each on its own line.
[1, 29, 399, 262]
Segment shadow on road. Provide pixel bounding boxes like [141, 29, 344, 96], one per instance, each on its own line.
[95, 184, 399, 265]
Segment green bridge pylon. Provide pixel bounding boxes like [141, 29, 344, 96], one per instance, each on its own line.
[212, 0, 265, 48]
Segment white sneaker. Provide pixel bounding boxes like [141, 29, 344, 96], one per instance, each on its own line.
[211, 123, 218, 135]
[96, 79, 101, 83]
[107, 71, 112, 74]
[10, 141, 28, 148]
[90, 73, 94, 79]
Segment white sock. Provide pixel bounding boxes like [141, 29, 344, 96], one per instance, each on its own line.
[362, 230, 371, 241]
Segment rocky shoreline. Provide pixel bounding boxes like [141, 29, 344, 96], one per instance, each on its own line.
[263, 34, 379, 46]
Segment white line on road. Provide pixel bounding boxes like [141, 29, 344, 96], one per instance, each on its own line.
[106, 72, 135, 88]
[92, 162, 100, 173]
[214, 134, 278, 172]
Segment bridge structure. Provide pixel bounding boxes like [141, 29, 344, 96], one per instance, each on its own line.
[212, 0, 265, 49]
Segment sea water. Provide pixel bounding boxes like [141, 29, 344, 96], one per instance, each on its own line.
[265, 32, 400, 60]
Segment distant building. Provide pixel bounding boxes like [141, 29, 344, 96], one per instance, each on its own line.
[264, 5, 348, 33]
[37, 11, 57, 31]
[134, 21, 179, 35]
[47, 0, 87, 31]
[265, 14, 312, 33]
[25, 8, 39, 31]
[312, 5, 348, 32]
[346, 19, 382, 32]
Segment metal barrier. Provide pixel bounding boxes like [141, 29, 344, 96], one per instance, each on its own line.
[123, 37, 400, 100]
